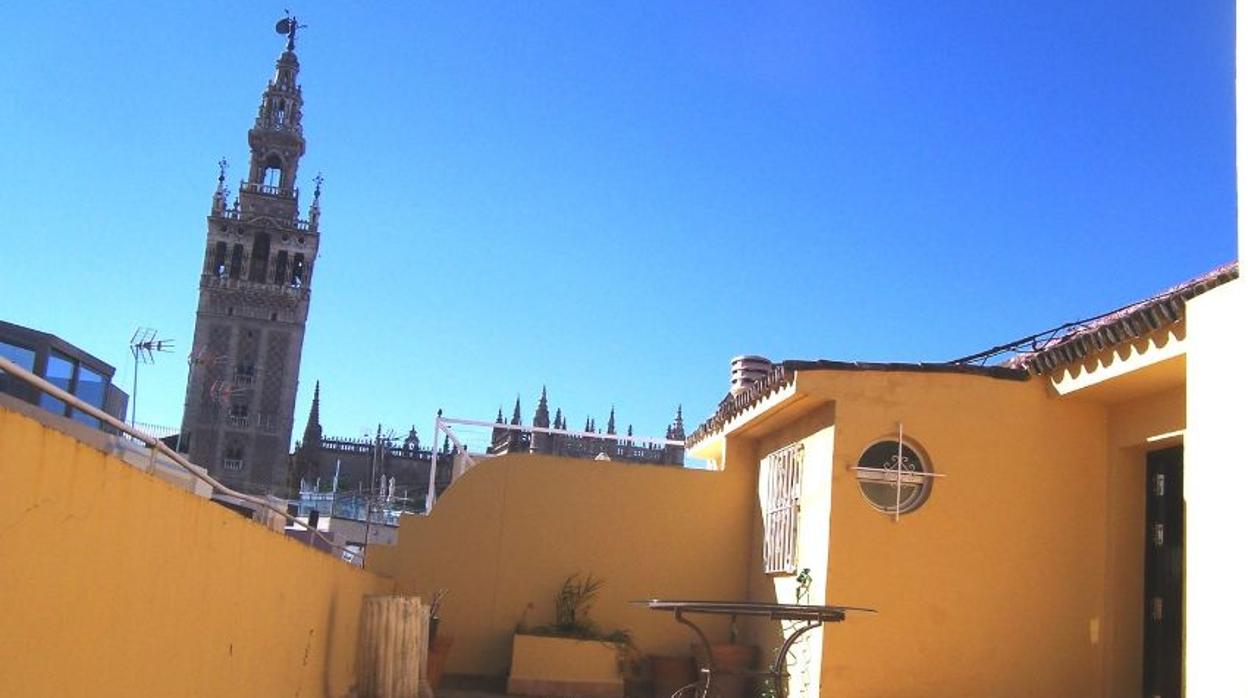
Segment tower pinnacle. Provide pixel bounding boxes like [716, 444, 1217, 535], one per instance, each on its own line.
[533, 386, 551, 428]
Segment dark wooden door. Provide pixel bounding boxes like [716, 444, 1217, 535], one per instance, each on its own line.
[1143, 446, 1183, 698]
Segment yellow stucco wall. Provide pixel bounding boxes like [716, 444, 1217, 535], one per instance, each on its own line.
[737, 404, 836, 698]
[367, 453, 755, 677]
[714, 364, 1193, 698]
[0, 406, 394, 698]
[721, 369, 1113, 697]
[1100, 385, 1183, 697]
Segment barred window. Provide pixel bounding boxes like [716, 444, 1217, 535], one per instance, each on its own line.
[854, 439, 933, 516]
[763, 443, 804, 575]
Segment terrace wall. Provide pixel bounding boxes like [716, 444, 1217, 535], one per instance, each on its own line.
[0, 405, 393, 698]
[368, 453, 756, 678]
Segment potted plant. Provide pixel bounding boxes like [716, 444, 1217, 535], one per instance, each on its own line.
[690, 613, 757, 698]
[426, 588, 453, 690]
[508, 573, 632, 698]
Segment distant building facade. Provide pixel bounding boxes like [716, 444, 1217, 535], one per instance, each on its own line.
[291, 383, 453, 512]
[488, 388, 686, 465]
[0, 319, 128, 430]
[179, 32, 322, 494]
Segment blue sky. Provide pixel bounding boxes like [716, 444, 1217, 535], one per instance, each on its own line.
[0, 2, 1236, 447]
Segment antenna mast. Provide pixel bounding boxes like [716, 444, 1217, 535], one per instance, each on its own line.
[128, 328, 174, 427]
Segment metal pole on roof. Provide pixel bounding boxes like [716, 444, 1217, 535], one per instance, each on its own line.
[895, 423, 904, 523]
[426, 412, 441, 514]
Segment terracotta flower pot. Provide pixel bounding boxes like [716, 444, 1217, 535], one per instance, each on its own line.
[427, 635, 454, 690]
[691, 643, 758, 698]
[649, 654, 696, 698]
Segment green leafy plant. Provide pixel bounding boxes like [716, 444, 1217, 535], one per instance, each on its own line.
[521, 573, 633, 646]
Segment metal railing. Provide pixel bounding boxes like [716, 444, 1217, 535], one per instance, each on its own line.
[240, 181, 297, 198]
[0, 355, 357, 563]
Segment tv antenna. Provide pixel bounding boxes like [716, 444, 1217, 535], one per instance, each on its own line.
[275, 12, 306, 51]
[129, 328, 174, 427]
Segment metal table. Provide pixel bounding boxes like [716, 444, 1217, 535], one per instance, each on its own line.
[639, 600, 876, 698]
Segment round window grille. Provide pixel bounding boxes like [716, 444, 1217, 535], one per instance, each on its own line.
[855, 439, 932, 515]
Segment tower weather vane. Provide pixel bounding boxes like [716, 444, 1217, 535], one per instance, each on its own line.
[275, 12, 306, 51]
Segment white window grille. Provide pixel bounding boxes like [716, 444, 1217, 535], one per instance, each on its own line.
[763, 442, 804, 575]
[223, 458, 244, 471]
[852, 423, 946, 521]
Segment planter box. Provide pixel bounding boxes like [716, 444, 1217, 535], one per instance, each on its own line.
[508, 634, 625, 698]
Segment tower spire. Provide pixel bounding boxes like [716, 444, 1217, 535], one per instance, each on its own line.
[606, 406, 616, 435]
[212, 158, 229, 214]
[309, 172, 323, 227]
[241, 22, 307, 219]
[511, 395, 522, 425]
[301, 381, 323, 449]
[670, 405, 685, 440]
[533, 386, 551, 428]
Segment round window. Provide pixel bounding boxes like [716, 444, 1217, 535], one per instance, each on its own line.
[855, 439, 932, 515]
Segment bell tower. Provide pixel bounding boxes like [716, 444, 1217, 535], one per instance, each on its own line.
[179, 17, 321, 495]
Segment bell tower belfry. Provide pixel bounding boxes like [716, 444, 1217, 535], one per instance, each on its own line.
[180, 18, 321, 494]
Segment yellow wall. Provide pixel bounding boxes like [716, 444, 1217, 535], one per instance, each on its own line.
[0, 406, 394, 698]
[367, 453, 756, 677]
[1100, 385, 1183, 697]
[1184, 278, 1246, 695]
[720, 369, 1113, 697]
[737, 404, 836, 698]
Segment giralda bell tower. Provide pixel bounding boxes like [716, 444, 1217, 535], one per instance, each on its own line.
[180, 18, 321, 494]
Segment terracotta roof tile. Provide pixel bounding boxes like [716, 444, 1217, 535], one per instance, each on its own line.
[1008, 262, 1238, 375]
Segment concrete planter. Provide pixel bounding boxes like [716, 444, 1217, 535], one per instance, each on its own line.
[507, 634, 625, 698]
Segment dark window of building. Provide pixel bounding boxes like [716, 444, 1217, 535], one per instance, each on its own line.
[0, 340, 37, 396]
[228, 402, 249, 427]
[224, 443, 244, 471]
[291, 254, 305, 287]
[229, 244, 244, 280]
[234, 363, 255, 385]
[71, 364, 106, 428]
[274, 251, 288, 284]
[39, 351, 75, 416]
[249, 233, 271, 283]
[213, 241, 228, 277]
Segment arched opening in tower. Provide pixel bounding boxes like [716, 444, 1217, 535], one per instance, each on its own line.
[249, 233, 271, 283]
[291, 254, 305, 287]
[229, 244, 245, 280]
[212, 241, 228, 277]
[262, 154, 284, 189]
[274, 250, 288, 285]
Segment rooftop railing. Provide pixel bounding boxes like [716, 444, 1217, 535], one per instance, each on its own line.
[0, 354, 355, 563]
